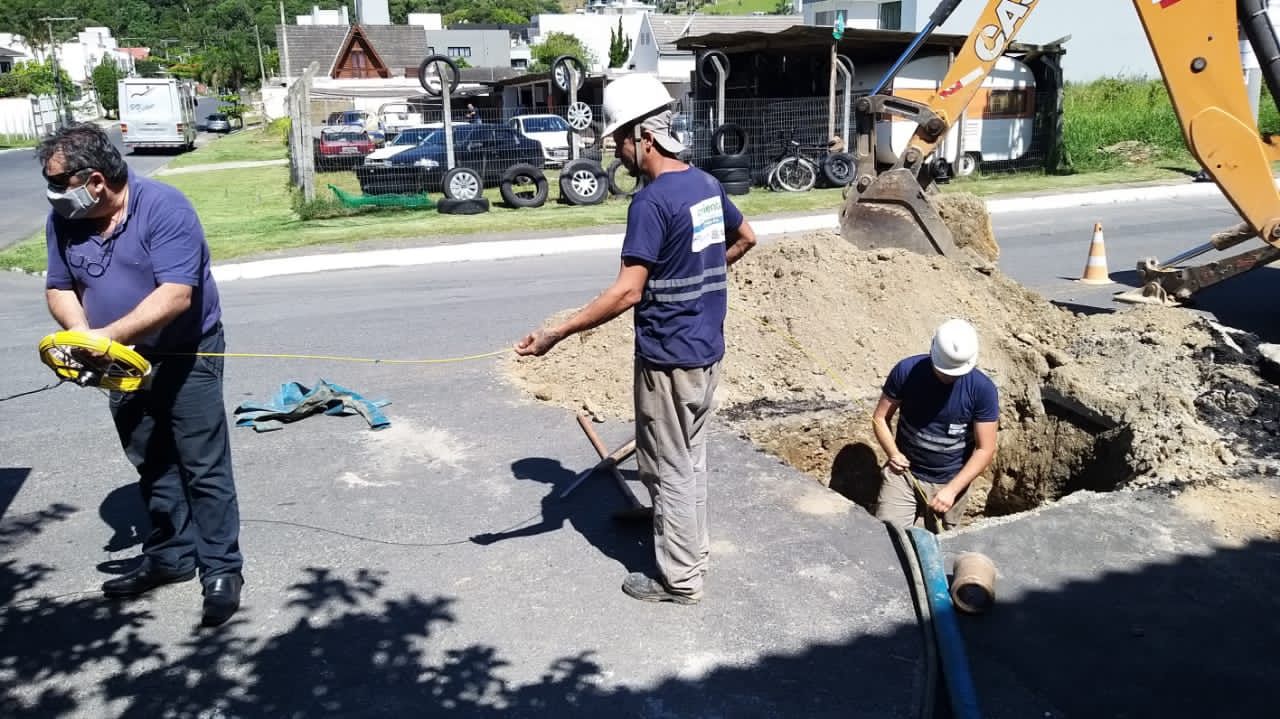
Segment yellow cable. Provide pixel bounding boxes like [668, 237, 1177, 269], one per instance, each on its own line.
[187, 349, 508, 364]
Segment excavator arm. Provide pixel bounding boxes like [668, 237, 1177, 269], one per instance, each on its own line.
[841, 0, 1280, 304]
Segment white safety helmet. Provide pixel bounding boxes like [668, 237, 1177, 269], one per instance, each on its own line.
[930, 319, 980, 377]
[602, 73, 676, 137]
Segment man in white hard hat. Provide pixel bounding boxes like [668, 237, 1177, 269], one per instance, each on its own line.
[871, 319, 999, 532]
[515, 73, 756, 604]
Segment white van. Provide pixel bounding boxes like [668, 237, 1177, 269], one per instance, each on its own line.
[118, 78, 198, 152]
[853, 55, 1037, 176]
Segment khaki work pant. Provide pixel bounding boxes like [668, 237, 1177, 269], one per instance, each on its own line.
[875, 465, 969, 532]
[634, 358, 720, 599]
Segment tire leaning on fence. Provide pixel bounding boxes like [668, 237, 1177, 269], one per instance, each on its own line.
[500, 163, 549, 209]
[820, 152, 856, 188]
[607, 159, 646, 197]
[559, 159, 609, 206]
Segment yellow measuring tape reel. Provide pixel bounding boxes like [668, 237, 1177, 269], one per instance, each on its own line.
[37, 331, 153, 392]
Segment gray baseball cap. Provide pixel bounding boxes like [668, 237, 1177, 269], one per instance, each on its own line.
[638, 110, 685, 155]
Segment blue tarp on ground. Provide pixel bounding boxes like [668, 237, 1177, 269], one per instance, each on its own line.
[234, 379, 391, 432]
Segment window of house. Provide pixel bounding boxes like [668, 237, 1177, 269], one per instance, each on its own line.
[448, 46, 472, 58]
[0, 60, 11, 74]
[879, 1, 903, 30]
[814, 10, 833, 25]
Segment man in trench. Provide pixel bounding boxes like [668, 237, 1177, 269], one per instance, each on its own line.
[514, 73, 756, 604]
[872, 319, 999, 532]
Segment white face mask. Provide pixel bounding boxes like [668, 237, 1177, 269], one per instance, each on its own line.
[46, 183, 100, 220]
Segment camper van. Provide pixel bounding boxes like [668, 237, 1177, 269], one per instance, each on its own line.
[853, 55, 1037, 176]
[118, 78, 198, 152]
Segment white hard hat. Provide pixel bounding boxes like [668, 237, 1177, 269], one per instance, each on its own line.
[930, 319, 980, 377]
[602, 73, 675, 137]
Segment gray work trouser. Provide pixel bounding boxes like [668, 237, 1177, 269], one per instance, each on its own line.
[875, 465, 969, 533]
[634, 357, 721, 599]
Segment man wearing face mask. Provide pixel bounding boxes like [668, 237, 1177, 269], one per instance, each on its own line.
[515, 74, 756, 605]
[39, 123, 244, 627]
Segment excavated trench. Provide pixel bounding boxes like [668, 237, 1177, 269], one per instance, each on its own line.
[723, 392, 1138, 522]
[505, 233, 1246, 525]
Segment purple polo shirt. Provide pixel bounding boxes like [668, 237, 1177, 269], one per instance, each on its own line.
[45, 169, 221, 352]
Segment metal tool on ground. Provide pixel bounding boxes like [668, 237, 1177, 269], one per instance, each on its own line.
[573, 413, 644, 509]
[560, 433, 636, 499]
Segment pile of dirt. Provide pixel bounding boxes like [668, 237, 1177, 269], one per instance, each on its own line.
[932, 192, 1000, 262]
[504, 232, 1245, 521]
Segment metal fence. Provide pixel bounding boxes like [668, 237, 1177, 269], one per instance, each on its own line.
[285, 87, 1058, 206]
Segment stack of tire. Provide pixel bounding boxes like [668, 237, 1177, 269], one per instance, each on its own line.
[550, 55, 611, 208]
[701, 124, 751, 196]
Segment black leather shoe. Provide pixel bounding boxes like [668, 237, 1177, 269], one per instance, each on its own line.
[201, 573, 243, 627]
[102, 563, 196, 597]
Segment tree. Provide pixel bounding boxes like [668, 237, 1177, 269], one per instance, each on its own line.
[91, 57, 121, 117]
[0, 58, 72, 98]
[134, 59, 163, 77]
[218, 93, 248, 128]
[770, 0, 792, 14]
[531, 32, 596, 73]
[608, 18, 632, 69]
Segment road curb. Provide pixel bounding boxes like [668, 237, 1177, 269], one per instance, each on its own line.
[202, 180, 1248, 283]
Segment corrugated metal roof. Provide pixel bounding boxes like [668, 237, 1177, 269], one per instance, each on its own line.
[648, 14, 803, 53]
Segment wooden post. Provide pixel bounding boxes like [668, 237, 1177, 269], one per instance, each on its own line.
[828, 42, 838, 143]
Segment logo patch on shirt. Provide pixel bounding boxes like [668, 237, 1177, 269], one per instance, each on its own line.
[689, 196, 726, 252]
[948, 423, 967, 436]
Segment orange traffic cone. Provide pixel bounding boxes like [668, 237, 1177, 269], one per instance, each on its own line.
[1078, 222, 1112, 285]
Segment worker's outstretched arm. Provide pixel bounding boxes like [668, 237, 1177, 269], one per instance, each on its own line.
[515, 260, 649, 356]
[929, 420, 997, 514]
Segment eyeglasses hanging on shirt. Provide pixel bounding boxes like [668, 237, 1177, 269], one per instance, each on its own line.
[67, 238, 117, 278]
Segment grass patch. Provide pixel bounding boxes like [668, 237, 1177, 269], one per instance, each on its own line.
[0, 134, 37, 150]
[0, 157, 1219, 274]
[702, 0, 782, 15]
[166, 126, 288, 168]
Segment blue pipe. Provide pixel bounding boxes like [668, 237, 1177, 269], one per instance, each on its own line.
[908, 527, 982, 719]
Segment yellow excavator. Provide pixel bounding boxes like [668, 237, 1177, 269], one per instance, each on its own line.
[841, 0, 1280, 304]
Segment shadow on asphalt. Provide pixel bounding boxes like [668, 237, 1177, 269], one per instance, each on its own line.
[469, 457, 650, 576]
[2, 495, 1279, 716]
[0, 468, 29, 522]
[98, 483, 148, 554]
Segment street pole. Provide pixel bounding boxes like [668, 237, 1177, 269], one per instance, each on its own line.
[253, 25, 268, 85]
[40, 16, 77, 126]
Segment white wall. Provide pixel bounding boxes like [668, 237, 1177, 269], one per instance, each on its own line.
[407, 13, 444, 30]
[933, 0, 1156, 82]
[532, 13, 644, 71]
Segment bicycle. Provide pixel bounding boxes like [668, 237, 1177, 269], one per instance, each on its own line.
[762, 130, 855, 193]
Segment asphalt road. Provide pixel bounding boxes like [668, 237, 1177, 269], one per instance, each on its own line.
[0, 97, 222, 252]
[0, 191, 1277, 716]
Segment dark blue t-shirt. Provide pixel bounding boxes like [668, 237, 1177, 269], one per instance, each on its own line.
[884, 354, 1000, 484]
[45, 170, 222, 352]
[621, 167, 743, 368]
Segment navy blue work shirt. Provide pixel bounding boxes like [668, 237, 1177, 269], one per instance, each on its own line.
[621, 166, 743, 369]
[884, 354, 1000, 484]
[45, 169, 222, 352]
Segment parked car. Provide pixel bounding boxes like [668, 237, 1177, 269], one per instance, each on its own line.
[204, 113, 232, 133]
[362, 124, 444, 166]
[508, 113, 579, 167]
[325, 110, 384, 144]
[315, 126, 377, 171]
[355, 123, 544, 195]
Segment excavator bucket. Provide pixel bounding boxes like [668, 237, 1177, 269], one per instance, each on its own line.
[840, 169, 963, 257]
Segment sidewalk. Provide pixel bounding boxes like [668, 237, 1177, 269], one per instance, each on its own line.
[212, 178, 1239, 283]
